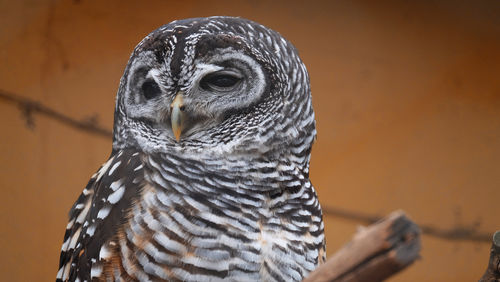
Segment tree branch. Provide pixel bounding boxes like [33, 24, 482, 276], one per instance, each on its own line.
[0, 89, 112, 138]
[322, 206, 492, 243]
[304, 210, 421, 282]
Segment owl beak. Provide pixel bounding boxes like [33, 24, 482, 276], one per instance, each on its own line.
[170, 92, 185, 142]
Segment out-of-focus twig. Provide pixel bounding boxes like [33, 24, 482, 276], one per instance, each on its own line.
[0, 89, 112, 138]
[323, 206, 492, 243]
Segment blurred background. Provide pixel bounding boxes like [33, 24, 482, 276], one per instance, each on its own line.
[1, 0, 499, 281]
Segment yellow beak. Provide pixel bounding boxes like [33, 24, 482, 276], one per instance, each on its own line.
[170, 92, 184, 142]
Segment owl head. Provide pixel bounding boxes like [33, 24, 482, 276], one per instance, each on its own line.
[112, 16, 316, 160]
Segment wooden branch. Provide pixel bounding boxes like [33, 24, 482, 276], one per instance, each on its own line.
[479, 231, 500, 282]
[322, 206, 491, 243]
[304, 210, 421, 282]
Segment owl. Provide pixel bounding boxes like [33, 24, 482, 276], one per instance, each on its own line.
[57, 16, 325, 281]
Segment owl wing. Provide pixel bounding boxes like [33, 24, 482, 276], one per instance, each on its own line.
[56, 149, 145, 282]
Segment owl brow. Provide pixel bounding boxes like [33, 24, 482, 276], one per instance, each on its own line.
[195, 34, 247, 58]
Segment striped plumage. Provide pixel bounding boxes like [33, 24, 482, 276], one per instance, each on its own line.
[57, 16, 325, 281]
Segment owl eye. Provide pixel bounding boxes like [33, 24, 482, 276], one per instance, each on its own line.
[141, 79, 162, 100]
[200, 71, 242, 92]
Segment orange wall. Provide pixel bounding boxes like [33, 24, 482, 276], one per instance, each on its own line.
[1, 0, 499, 281]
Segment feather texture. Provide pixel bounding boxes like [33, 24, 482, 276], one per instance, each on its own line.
[58, 16, 325, 281]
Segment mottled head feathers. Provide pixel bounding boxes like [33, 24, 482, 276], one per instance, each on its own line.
[112, 16, 315, 160]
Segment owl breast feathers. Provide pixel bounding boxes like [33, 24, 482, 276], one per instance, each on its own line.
[57, 16, 325, 282]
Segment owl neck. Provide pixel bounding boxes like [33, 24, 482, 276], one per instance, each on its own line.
[142, 146, 311, 197]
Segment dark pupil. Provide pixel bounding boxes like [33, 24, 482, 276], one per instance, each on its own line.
[141, 79, 161, 100]
[210, 75, 239, 87]
[202, 74, 241, 90]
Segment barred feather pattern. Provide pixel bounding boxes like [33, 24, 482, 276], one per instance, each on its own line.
[57, 149, 324, 281]
[57, 16, 325, 281]
[57, 150, 145, 281]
